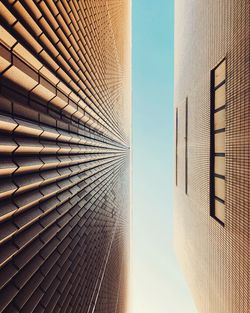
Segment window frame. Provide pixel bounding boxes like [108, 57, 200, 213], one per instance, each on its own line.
[210, 58, 226, 226]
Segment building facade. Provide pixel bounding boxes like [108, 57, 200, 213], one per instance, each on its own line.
[0, 1, 131, 313]
[174, 1, 250, 312]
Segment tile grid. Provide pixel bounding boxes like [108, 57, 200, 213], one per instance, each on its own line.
[0, 1, 131, 313]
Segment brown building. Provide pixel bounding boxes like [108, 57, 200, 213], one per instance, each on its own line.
[174, 1, 250, 312]
[0, 1, 131, 313]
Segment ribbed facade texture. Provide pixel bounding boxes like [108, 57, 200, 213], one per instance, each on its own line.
[174, 1, 250, 312]
[0, 1, 131, 313]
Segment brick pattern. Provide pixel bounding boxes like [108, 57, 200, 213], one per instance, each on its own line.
[0, 1, 131, 313]
[174, 1, 250, 312]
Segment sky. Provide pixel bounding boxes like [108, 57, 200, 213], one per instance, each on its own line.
[132, 1, 197, 312]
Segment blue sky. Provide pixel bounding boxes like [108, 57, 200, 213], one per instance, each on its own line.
[132, 0, 197, 312]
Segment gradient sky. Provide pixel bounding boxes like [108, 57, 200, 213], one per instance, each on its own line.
[132, 0, 197, 312]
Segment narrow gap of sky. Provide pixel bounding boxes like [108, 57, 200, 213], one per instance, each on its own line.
[132, 0, 197, 312]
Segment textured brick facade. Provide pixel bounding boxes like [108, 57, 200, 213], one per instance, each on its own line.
[0, 1, 131, 312]
[174, 1, 250, 312]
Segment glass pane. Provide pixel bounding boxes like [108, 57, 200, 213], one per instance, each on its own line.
[215, 156, 225, 176]
[215, 84, 226, 109]
[214, 131, 225, 153]
[214, 109, 225, 130]
[214, 60, 226, 87]
[215, 176, 225, 200]
[215, 199, 225, 223]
